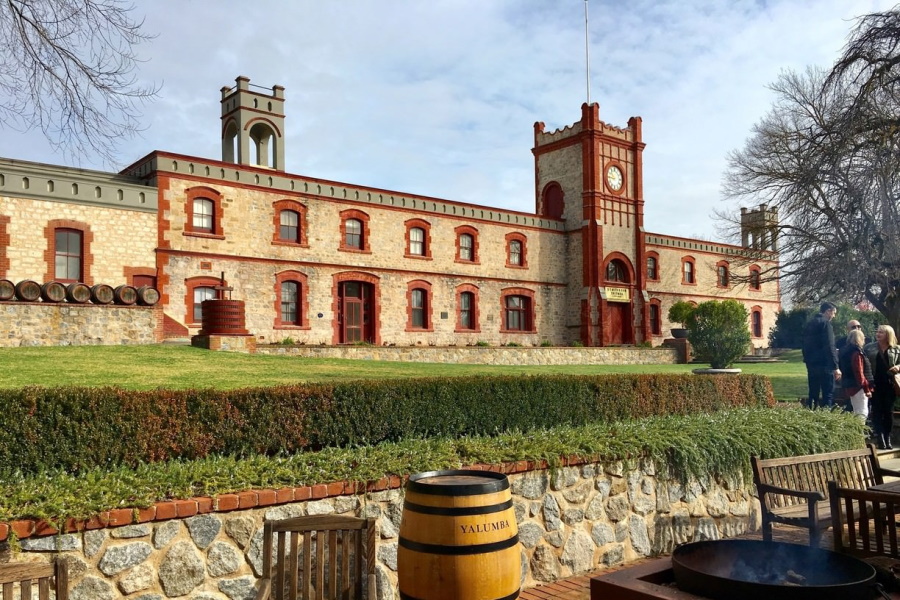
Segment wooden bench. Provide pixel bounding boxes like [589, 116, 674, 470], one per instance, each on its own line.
[0, 559, 68, 600]
[751, 444, 900, 546]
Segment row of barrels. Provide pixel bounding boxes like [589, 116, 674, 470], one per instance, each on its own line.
[0, 279, 159, 306]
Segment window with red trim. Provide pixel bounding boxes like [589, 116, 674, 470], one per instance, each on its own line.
[404, 219, 432, 259]
[280, 281, 300, 324]
[751, 308, 763, 338]
[409, 227, 425, 256]
[506, 233, 527, 268]
[646, 255, 659, 281]
[54, 229, 82, 281]
[606, 259, 628, 283]
[649, 301, 661, 335]
[505, 295, 531, 331]
[406, 281, 432, 331]
[459, 292, 475, 330]
[280, 211, 300, 243]
[717, 262, 730, 288]
[184, 187, 224, 237]
[192, 199, 214, 233]
[749, 266, 762, 291]
[681, 257, 696, 285]
[541, 182, 564, 219]
[455, 226, 479, 264]
[185, 275, 223, 325]
[193, 287, 216, 323]
[339, 210, 371, 252]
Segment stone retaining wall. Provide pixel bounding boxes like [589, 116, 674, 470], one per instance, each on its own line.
[2, 458, 758, 599]
[0, 303, 163, 347]
[256, 345, 679, 365]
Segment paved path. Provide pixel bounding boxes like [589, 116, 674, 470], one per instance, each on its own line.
[519, 448, 900, 600]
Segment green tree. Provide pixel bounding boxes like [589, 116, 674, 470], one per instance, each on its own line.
[667, 301, 696, 328]
[687, 300, 751, 369]
[769, 307, 816, 349]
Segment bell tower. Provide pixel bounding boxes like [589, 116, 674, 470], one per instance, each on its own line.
[220, 76, 286, 171]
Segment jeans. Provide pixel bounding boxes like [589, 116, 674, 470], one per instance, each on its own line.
[806, 365, 835, 409]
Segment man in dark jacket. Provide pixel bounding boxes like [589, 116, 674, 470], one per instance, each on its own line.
[802, 302, 841, 408]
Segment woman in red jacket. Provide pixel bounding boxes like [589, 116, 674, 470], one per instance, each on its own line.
[838, 329, 873, 422]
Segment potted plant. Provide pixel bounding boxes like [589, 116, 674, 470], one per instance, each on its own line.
[687, 300, 751, 371]
[667, 301, 695, 339]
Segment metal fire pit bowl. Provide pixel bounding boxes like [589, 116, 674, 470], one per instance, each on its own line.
[672, 539, 883, 600]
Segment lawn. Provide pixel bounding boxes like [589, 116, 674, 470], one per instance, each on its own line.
[0, 345, 808, 402]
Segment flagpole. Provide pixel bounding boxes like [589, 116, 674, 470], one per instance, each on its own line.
[584, 0, 591, 105]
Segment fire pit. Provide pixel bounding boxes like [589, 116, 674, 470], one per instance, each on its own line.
[591, 540, 889, 600]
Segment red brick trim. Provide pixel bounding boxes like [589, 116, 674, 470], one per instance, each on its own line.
[602, 252, 635, 285]
[330, 271, 381, 345]
[184, 275, 226, 326]
[649, 298, 662, 336]
[272, 199, 309, 247]
[273, 270, 310, 330]
[43, 220, 94, 284]
[184, 186, 225, 236]
[454, 225, 480, 264]
[680, 255, 697, 286]
[499, 287, 536, 333]
[0, 214, 9, 278]
[339, 209, 371, 253]
[645, 251, 660, 282]
[404, 218, 432, 259]
[604, 160, 627, 196]
[454, 284, 481, 333]
[405, 279, 433, 332]
[123, 266, 157, 287]
[539, 181, 565, 219]
[505, 232, 528, 269]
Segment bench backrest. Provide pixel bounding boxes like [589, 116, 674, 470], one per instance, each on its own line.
[829, 481, 900, 559]
[0, 560, 68, 600]
[751, 446, 882, 509]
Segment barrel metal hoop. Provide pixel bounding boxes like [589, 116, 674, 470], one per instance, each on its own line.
[402, 499, 513, 516]
[400, 588, 520, 600]
[406, 470, 509, 495]
[398, 534, 519, 556]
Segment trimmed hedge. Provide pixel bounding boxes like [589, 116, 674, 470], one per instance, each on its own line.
[0, 373, 773, 476]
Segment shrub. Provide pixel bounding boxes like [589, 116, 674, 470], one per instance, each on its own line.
[570, 340, 584, 347]
[668, 301, 696, 328]
[687, 300, 752, 369]
[474, 341, 490, 347]
[540, 340, 553, 347]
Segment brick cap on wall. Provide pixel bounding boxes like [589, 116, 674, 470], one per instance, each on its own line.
[0, 456, 596, 541]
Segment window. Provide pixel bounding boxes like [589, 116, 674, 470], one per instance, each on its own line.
[404, 219, 432, 259]
[192, 198, 214, 233]
[682, 257, 696, 285]
[0, 215, 9, 278]
[606, 259, 627, 282]
[459, 292, 474, 330]
[751, 308, 763, 338]
[505, 295, 530, 331]
[184, 186, 224, 237]
[280, 281, 300, 324]
[280, 210, 300, 243]
[193, 286, 216, 322]
[541, 181, 564, 219]
[409, 227, 425, 256]
[54, 229, 82, 281]
[646, 256, 658, 281]
[406, 280, 432, 331]
[506, 233, 527, 268]
[455, 226, 479, 264]
[649, 302, 661, 336]
[717, 262, 729, 288]
[339, 210, 370, 252]
[749, 266, 762, 291]
[459, 234, 473, 261]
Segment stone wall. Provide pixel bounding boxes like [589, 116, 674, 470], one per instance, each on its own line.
[255, 345, 679, 365]
[0, 303, 163, 347]
[3, 459, 759, 600]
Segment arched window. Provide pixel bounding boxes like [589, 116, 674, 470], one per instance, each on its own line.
[274, 270, 309, 329]
[459, 292, 475, 330]
[541, 182, 565, 219]
[185, 187, 224, 237]
[405, 219, 432, 259]
[606, 259, 627, 282]
[749, 266, 762, 291]
[649, 301, 662, 336]
[751, 308, 763, 338]
[272, 200, 307, 247]
[192, 198, 214, 232]
[506, 233, 527, 268]
[406, 280, 432, 331]
[339, 210, 370, 252]
[505, 295, 530, 331]
[409, 227, 425, 256]
[455, 226, 479, 264]
[280, 281, 300, 325]
[193, 286, 216, 323]
[45, 220, 93, 284]
[717, 262, 730, 288]
[279, 210, 300, 243]
[682, 257, 696, 285]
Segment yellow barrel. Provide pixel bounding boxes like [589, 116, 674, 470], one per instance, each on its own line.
[398, 470, 520, 600]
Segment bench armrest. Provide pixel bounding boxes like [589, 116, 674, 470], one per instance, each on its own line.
[755, 482, 826, 505]
[877, 467, 900, 479]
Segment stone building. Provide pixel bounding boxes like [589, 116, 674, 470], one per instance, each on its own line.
[0, 76, 780, 348]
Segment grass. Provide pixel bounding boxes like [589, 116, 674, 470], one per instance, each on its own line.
[0, 406, 865, 524]
[0, 345, 809, 402]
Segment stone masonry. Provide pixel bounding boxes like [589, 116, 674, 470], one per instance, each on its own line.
[4, 458, 759, 599]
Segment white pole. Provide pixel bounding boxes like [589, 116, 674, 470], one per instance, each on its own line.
[584, 0, 591, 105]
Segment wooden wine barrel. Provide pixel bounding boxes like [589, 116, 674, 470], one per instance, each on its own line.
[113, 284, 138, 305]
[398, 470, 520, 600]
[200, 299, 248, 335]
[136, 285, 160, 306]
[65, 282, 92, 303]
[14, 280, 41, 302]
[90, 284, 115, 305]
[0, 279, 14, 301]
[40, 281, 67, 303]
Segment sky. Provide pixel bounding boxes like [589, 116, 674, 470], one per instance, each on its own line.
[1, 0, 896, 241]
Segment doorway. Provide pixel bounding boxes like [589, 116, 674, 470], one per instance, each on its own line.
[339, 281, 374, 343]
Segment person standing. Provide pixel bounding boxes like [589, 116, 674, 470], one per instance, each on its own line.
[802, 302, 841, 408]
[838, 329, 873, 421]
[868, 325, 900, 449]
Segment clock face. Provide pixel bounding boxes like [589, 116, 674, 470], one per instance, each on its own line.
[607, 165, 623, 191]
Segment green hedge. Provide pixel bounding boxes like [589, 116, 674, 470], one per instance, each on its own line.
[0, 374, 773, 476]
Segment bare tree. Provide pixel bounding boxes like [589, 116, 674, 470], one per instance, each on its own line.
[0, 0, 157, 164]
[720, 7, 900, 330]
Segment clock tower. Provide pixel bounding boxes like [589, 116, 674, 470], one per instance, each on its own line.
[533, 103, 647, 346]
